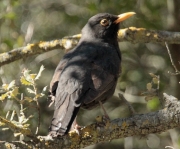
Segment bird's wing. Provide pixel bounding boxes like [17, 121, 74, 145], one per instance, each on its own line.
[48, 59, 67, 106]
[49, 58, 90, 136]
[82, 62, 118, 109]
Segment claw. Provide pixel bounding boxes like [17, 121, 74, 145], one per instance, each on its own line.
[95, 115, 110, 127]
[48, 95, 55, 107]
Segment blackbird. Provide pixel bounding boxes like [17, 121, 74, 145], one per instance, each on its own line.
[48, 12, 135, 136]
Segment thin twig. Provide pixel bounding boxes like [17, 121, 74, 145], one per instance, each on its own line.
[35, 100, 40, 135]
[156, 75, 164, 107]
[32, 84, 40, 135]
[165, 42, 180, 75]
[20, 94, 25, 141]
[165, 146, 175, 149]
[118, 93, 136, 115]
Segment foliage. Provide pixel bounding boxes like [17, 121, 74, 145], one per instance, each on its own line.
[0, 65, 46, 140]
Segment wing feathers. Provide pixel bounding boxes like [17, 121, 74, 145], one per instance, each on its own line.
[49, 92, 80, 136]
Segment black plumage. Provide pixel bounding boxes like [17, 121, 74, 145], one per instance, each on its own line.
[48, 12, 135, 136]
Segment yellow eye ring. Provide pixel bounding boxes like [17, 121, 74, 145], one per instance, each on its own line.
[100, 19, 109, 26]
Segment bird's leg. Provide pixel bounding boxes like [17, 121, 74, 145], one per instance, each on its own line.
[99, 101, 110, 120]
[70, 118, 82, 135]
[118, 93, 136, 115]
[95, 101, 111, 127]
[48, 95, 55, 107]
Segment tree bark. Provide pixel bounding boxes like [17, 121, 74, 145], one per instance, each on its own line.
[0, 93, 180, 149]
[0, 27, 180, 67]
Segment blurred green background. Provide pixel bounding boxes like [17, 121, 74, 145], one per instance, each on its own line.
[0, 0, 180, 149]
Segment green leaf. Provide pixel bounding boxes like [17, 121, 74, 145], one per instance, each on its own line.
[20, 76, 32, 86]
[5, 12, 16, 19]
[153, 77, 159, 84]
[147, 97, 160, 110]
[14, 132, 21, 137]
[27, 88, 35, 94]
[7, 80, 15, 90]
[41, 93, 45, 97]
[42, 86, 48, 92]
[35, 94, 42, 98]
[146, 83, 152, 91]
[22, 69, 34, 83]
[23, 69, 31, 77]
[30, 74, 37, 79]
[2, 84, 9, 91]
[0, 93, 8, 101]
[11, 87, 19, 97]
[24, 97, 33, 102]
[0, 122, 5, 126]
[2, 128, 9, 131]
[35, 65, 45, 80]
[23, 124, 30, 128]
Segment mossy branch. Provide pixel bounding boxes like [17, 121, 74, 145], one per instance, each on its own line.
[0, 27, 180, 67]
[0, 93, 180, 149]
[0, 116, 34, 138]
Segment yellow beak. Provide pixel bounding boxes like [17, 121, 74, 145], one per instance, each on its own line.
[114, 12, 136, 24]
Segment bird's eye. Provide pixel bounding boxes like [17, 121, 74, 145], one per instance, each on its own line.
[100, 19, 109, 26]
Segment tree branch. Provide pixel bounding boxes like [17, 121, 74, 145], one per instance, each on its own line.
[0, 115, 38, 143]
[0, 93, 180, 149]
[1, 27, 180, 67]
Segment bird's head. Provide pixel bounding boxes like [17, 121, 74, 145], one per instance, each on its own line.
[81, 12, 135, 43]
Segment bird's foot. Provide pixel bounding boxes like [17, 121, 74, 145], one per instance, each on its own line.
[95, 115, 110, 127]
[38, 135, 54, 141]
[48, 127, 66, 138]
[48, 95, 55, 107]
[70, 124, 83, 135]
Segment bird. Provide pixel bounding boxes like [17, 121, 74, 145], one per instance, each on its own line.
[48, 12, 135, 137]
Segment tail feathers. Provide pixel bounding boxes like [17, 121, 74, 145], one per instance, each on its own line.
[49, 94, 80, 137]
